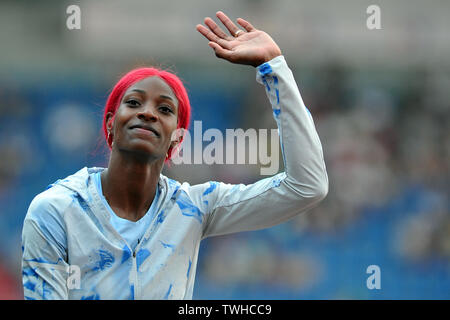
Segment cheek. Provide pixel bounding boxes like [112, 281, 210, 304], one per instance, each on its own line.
[114, 105, 130, 125]
[110, 108, 129, 140]
[169, 118, 180, 137]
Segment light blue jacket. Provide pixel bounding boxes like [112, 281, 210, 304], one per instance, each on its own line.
[21, 56, 328, 299]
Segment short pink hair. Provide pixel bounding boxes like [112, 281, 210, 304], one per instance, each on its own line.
[103, 67, 191, 161]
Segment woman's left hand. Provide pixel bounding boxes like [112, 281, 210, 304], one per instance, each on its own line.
[196, 11, 282, 67]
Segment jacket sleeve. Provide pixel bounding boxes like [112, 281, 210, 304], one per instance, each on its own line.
[200, 55, 328, 239]
[22, 193, 70, 300]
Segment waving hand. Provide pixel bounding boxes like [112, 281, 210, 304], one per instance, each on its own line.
[196, 11, 282, 67]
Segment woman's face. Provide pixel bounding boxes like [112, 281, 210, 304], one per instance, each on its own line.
[107, 76, 179, 160]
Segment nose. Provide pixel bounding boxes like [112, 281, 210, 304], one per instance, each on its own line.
[137, 103, 158, 122]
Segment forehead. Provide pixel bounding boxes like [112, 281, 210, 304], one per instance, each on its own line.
[125, 76, 178, 105]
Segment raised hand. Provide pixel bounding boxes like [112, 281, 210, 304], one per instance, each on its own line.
[196, 11, 282, 67]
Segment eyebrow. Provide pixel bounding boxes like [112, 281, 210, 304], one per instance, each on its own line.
[159, 95, 175, 101]
[129, 89, 175, 101]
[130, 89, 146, 94]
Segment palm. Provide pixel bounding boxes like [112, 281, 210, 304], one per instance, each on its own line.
[223, 31, 276, 65]
[196, 11, 282, 67]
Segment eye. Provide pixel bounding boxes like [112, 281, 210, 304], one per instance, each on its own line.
[159, 105, 174, 114]
[125, 99, 141, 107]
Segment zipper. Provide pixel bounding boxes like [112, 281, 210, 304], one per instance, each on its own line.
[125, 179, 169, 300]
[129, 180, 167, 300]
[132, 246, 138, 299]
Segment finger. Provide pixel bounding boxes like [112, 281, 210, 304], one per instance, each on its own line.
[208, 42, 233, 61]
[216, 11, 240, 37]
[204, 17, 232, 40]
[196, 24, 232, 49]
[236, 18, 256, 32]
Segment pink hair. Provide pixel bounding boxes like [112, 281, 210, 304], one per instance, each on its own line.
[103, 67, 191, 161]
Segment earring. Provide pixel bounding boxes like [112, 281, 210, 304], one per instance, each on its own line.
[107, 131, 113, 147]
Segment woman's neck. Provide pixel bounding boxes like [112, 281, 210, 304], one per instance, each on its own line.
[101, 150, 164, 222]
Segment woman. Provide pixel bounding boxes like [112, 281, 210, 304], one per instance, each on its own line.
[22, 11, 328, 300]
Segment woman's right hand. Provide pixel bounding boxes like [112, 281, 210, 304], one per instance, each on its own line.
[196, 11, 282, 67]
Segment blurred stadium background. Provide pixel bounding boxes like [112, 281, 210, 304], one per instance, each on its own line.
[0, 0, 449, 299]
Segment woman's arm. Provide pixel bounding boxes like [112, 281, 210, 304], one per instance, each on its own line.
[195, 12, 329, 238]
[22, 193, 70, 299]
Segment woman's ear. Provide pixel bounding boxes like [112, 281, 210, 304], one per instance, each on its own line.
[105, 112, 115, 133]
[105, 112, 115, 147]
[170, 128, 185, 148]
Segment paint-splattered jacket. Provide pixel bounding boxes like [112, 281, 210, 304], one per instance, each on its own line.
[21, 56, 328, 300]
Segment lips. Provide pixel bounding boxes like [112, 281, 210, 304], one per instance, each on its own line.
[129, 124, 160, 137]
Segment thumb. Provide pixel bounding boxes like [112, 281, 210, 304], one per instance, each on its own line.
[208, 42, 232, 60]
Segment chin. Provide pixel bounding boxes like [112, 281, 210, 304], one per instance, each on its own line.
[120, 141, 165, 161]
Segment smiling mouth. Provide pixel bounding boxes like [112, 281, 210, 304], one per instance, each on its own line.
[129, 125, 160, 137]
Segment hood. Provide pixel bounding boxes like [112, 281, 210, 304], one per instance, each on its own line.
[50, 166, 175, 205]
[48, 167, 103, 203]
